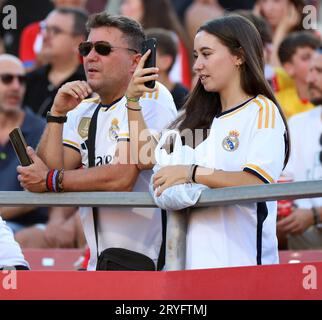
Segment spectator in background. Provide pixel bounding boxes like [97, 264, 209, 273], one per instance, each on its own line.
[145, 28, 189, 110]
[277, 47, 322, 249]
[184, 0, 224, 51]
[0, 0, 54, 56]
[236, 9, 299, 94]
[254, 0, 305, 67]
[170, 0, 193, 23]
[276, 31, 320, 119]
[19, 0, 88, 71]
[23, 7, 88, 117]
[120, 0, 192, 88]
[0, 216, 29, 270]
[0, 54, 47, 233]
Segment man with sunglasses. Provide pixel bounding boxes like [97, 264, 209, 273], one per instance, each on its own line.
[0, 54, 47, 233]
[277, 47, 322, 249]
[17, 13, 177, 270]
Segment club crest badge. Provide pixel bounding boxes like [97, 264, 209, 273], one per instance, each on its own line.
[78, 117, 91, 139]
[222, 130, 240, 152]
[109, 118, 120, 141]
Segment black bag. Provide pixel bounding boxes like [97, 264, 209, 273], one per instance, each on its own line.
[96, 247, 156, 271]
[88, 105, 166, 272]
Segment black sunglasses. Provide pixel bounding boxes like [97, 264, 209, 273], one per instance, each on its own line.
[0, 74, 26, 85]
[78, 41, 138, 57]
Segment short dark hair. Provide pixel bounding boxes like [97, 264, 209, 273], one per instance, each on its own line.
[55, 7, 89, 38]
[145, 28, 177, 73]
[86, 12, 145, 53]
[278, 31, 321, 64]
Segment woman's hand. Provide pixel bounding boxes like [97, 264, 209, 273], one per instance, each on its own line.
[125, 49, 159, 101]
[153, 165, 191, 196]
[277, 2, 301, 33]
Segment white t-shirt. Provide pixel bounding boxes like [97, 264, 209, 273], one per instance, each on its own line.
[285, 106, 322, 209]
[0, 217, 29, 269]
[63, 82, 177, 270]
[186, 95, 286, 269]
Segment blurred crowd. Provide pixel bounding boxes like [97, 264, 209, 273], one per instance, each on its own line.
[0, 0, 322, 270]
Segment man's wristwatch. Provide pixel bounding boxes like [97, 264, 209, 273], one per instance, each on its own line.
[312, 207, 322, 228]
[46, 111, 67, 123]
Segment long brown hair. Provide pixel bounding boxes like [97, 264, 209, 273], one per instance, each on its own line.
[171, 14, 290, 167]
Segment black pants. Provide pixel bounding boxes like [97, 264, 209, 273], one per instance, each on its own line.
[0, 265, 29, 270]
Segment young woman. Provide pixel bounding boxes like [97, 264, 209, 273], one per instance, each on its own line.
[125, 14, 290, 269]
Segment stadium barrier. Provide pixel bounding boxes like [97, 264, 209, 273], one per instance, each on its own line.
[1, 180, 322, 270]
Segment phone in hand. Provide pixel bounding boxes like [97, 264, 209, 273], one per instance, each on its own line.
[142, 38, 157, 89]
[9, 128, 33, 166]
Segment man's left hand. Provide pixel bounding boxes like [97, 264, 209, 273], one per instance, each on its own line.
[17, 147, 49, 193]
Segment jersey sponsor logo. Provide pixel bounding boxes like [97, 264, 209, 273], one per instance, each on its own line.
[78, 117, 91, 139]
[222, 130, 240, 152]
[96, 154, 113, 166]
[109, 118, 120, 141]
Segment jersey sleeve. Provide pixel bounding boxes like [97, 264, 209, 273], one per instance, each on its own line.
[62, 110, 82, 154]
[242, 99, 286, 184]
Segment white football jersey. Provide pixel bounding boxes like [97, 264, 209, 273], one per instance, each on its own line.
[0, 217, 29, 269]
[63, 82, 177, 270]
[186, 95, 286, 269]
[285, 106, 322, 209]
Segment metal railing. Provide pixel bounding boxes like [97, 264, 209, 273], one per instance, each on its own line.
[1, 180, 322, 270]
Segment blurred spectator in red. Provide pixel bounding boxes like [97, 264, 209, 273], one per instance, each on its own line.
[145, 28, 189, 110]
[276, 31, 321, 119]
[19, 0, 88, 71]
[0, 0, 54, 56]
[254, 0, 306, 67]
[120, 0, 192, 88]
[23, 7, 88, 117]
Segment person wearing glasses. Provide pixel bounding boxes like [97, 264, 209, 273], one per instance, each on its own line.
[23, 7, 88, 117]
[0, 54, 47, 234]
[17, 13, 177, 270]
[277, 47, 322, 250]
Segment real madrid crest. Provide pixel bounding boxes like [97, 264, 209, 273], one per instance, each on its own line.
[222, 130, 240, 152]
[109, 118, 120, 141]
[78, 117, 91, 139]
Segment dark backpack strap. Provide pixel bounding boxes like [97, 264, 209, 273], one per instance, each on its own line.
[157, 209, 167, 270]
[87, 104, 101, 260]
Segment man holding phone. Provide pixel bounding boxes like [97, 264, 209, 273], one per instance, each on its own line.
[0, 54, 47, 233]
[18, 13, 177, 270]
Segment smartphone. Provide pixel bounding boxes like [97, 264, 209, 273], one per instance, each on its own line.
[142, 38, 157, 89]
[9, 128, 33, 166]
